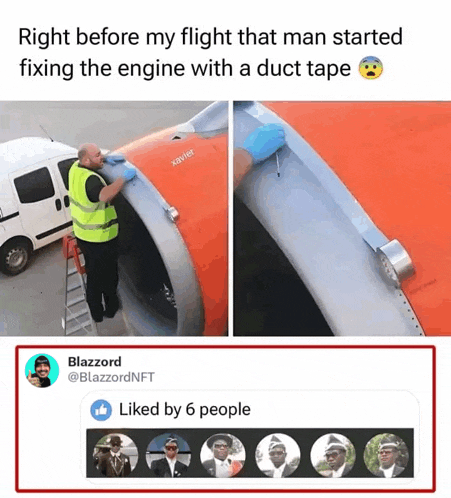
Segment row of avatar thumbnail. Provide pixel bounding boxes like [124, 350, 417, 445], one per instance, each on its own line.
[87, 428, 413, 478]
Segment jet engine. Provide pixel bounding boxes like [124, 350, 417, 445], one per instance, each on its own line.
[100, 102, 228, 336]
[234, 101, 451, 336]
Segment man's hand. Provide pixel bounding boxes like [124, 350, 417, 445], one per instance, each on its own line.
[27, 370, 40, 388]
[234, 124, 286, 188]
[242, 124, 285, 164]
[104, 153, 126, 165]
[122, 168, 136, 182]
[99, 168, 136, 202]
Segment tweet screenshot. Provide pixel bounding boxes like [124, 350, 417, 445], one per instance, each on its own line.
[16, 345, 434, 492]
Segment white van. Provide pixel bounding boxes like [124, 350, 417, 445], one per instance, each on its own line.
[0, 137, 78, 275]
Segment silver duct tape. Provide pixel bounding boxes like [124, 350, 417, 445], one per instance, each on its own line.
[377, 239, 415, 288]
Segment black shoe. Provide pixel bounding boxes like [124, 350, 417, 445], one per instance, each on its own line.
[104, 294, 120, 319]
[92, 313, 104, 323]
[104, 305, 119, 319]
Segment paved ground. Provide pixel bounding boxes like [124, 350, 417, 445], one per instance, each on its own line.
[0, 101, 211, 336]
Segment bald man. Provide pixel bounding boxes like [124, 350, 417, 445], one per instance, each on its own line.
[68, 143, 136, 323]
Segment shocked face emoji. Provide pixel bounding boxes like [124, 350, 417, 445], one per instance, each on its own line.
[359, 57, 383, 79]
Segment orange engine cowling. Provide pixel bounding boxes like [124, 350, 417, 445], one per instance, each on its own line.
[265, 102, 451, 336]
[102, 102, 228, 337]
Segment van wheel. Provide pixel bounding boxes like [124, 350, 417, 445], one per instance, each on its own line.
[0, 240, 31, 275]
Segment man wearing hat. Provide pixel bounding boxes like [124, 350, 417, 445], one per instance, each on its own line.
[320, 435, 353, 478]
[375, 438, 405, 478]
[263, 435, 297, 478]
[150, 436, 189, 477]
[97, 435, 132, 477]
[27, 356, 51, 388]
[202, 434, 243, 478]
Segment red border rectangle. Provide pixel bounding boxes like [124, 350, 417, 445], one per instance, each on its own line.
[16, 345, 436, 493]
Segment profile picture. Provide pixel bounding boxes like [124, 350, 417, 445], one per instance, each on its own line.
[364, 433, 409, 478]
[146, 433, 191, 477]
[25, 353, 59, 388]
[311, 433, 355, 478]
[256, 433, 300, 478]
[201, 433, 245, 477]
[93, 433, 138, 477]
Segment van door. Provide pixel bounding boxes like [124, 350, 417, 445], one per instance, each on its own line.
[9, 160, 72, 249]
[53, 155, 77, 224]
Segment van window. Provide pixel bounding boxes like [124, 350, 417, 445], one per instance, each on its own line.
[14, 167, 55, 204]
[57, 158, 77, 190]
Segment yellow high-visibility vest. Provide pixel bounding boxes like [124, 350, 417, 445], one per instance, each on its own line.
[68, 161, 118, 242]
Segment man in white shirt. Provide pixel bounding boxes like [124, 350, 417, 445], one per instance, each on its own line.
[263, 436, 297, 478]
[202, 434, 243, 477]
[150, 437, 189, 477]
[375, 439, 405, 478]
[321, 435, 353, 478]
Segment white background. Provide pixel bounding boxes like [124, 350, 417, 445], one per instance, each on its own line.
[1, 0, 449, 101]
[1, 0, 450, 497]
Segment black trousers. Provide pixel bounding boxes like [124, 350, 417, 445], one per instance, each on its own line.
[76, 237, 119, 320]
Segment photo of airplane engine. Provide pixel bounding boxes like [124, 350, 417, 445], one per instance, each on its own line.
[101, 102, 228, 337]
[234, 101, 451, 337]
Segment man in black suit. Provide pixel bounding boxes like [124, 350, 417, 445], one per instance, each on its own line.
[320, 435, 353, 478]
[374, 438, 405, 478]
[263, 436, 297, 478]
[202, 434, 243, 478]
[97, 435, 132, 477]
[150, 437, 189, 477]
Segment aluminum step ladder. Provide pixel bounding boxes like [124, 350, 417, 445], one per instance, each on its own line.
[62, 235, 97, 336]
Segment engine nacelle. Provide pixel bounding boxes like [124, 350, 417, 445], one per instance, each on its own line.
[101, 102, 228, 336]
[234, 101, 451, 336]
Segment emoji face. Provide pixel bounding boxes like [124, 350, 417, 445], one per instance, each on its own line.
[359, 57, 383, 79]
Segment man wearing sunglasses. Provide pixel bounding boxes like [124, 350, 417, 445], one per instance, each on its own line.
[150, 436, 189, 477]
[97, 435, 132, 477]
[27, 355, 52, 388]
[263, 435, 297, 478]
[375, 438, 405, 478]
[321, 435, 353, 478]
[203, 434, 243, 477]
